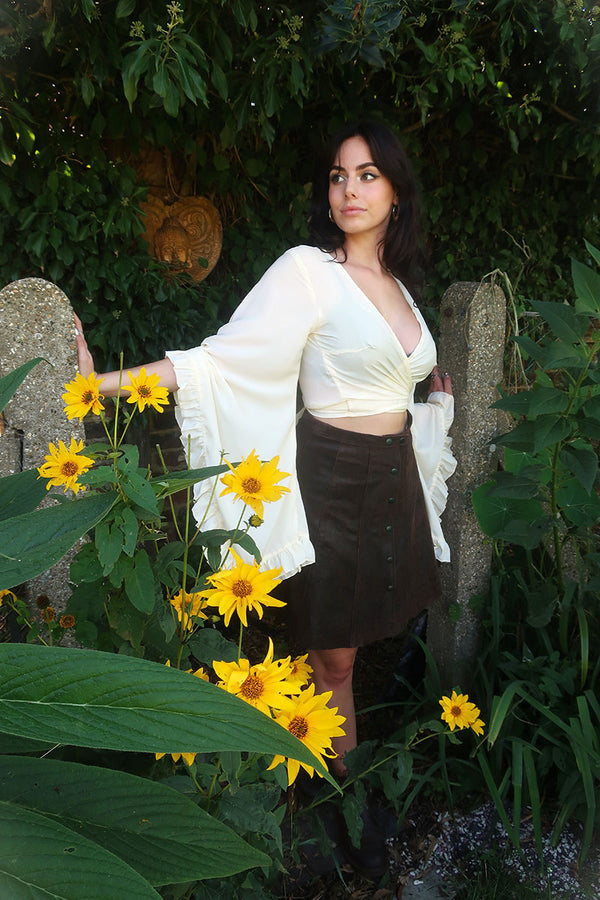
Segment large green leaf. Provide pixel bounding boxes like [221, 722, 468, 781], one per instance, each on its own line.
[0, 644, 331, 778]
[492, 386, 569, 417]
[0, 756, 269, 884]
[498, 416, 572, 454]
[471, 482, 549, 548]
[149, 464, 230, 498]
[556, 480, 600, 527]
[0, 468, 48, 521]
[0, 801, 160, 899]
[572, 256, 600, 315]
[0, 492, 116, 591]
[530, 300, 590, 344]
[560, 443, 598, 495]
[124, 548, 156, 613]
[0, 358, 45, 413]
[485, 470, 542, 500]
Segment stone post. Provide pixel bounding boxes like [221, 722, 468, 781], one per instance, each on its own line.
[428, 281, 506, 689]
[0, 278, 84, 619]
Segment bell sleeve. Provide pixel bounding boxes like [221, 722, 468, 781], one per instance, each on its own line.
[165, 248, 322, 578]
[409, 391, 456, 562]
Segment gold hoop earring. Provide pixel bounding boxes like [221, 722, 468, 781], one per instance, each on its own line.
[328, 208, 334, 222]
[391, 204, 399, 220]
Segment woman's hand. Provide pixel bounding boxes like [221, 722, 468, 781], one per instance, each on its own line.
[72, 313, 179, 395]
[74, 313, 95, 377]
[429, 366, 452, 396]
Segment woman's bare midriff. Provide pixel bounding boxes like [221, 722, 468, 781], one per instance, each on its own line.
[318, 410, 408, 436]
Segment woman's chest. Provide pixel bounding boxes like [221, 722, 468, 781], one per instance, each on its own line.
[335, 266, 421, 355]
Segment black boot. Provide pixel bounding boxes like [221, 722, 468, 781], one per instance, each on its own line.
[338, 794, 389, 879]
[292, 770, 347, 875]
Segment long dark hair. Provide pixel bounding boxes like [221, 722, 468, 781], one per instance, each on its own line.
[309, 120, 424, 299]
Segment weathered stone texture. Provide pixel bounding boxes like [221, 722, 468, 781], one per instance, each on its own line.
[429, 281, 507, 688]
[0, 278, 83, 620]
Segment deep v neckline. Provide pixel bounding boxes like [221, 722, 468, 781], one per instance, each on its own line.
[335, 260, 424, 359]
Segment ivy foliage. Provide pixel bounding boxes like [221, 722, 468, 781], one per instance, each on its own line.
[0, 1, 598, 366]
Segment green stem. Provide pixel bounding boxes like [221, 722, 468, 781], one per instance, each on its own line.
[117, 406, 137, 448]
[155, 443, 184, 542]
[98, 409, 114, 446]
[219, 507, 246, 569]
[112, 353, 124, 455]
[186, 448, 225, 546]
[237, 619, 244, 663]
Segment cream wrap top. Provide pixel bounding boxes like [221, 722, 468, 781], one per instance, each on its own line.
[166, 245, 456, 577]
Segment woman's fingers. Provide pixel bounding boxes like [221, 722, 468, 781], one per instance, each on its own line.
[73, 312, 95, 376]
[429, 366, 453, 396]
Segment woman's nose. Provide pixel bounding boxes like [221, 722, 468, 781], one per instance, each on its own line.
[345, 180, 358, 198]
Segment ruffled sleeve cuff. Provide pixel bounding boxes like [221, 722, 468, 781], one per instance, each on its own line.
[410, 392, 457, 562]
[165, 347, 315, 580]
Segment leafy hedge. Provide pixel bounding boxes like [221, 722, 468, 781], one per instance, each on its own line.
[0, 1, 599, 367]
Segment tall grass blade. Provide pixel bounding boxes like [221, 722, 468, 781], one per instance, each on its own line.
[568, 718, 596, 863]
[477, 751, 521, 852]
[512, 739, 523, 835]
[487, 681, 523, 746]
[575, 603, 589, 688]
[523, 745, 544, 872]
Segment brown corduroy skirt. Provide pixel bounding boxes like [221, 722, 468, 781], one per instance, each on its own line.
[284, 411, 441, 650]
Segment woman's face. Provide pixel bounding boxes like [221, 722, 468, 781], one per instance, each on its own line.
[328, 136, 397, 242]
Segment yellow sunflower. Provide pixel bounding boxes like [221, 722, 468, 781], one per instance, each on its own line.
[170, 589, 208, 632]
[470, 717, 486, 736]
[62, 372, 105, 420]
[0, 590, 17, 607]
[155, 662, 209, 765]
[439, 690, 481, 731]
[286, 653, 313, 690]
[219, 449, 291, 518]
[124, 368, 169, 413]
[213, 638, 299, 715]
[37, 437, 95, 494]
[268, 683, 347, 786]
[199, 548, 284, 627]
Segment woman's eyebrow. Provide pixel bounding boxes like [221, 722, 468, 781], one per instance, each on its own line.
[329, 161, 378, 172]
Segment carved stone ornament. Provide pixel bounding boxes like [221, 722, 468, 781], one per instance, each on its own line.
[139, 195, 223, 282]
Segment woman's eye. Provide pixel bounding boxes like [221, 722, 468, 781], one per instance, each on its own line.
[361, 171, 377, 181]
[329, 173, 344, 184]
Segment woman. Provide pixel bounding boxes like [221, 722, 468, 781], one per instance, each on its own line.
[75, 119, 454, 869]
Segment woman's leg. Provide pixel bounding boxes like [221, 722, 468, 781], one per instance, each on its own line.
[308, 646, 358, 777]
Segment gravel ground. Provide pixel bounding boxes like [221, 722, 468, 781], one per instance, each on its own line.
[390, 801, 600, 898]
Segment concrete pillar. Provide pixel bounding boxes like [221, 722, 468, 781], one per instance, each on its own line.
[0, 278, 84, 619]
[428, 281, 507, 689]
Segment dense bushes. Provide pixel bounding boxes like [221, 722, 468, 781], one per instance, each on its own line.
[0, 1, 598, 367]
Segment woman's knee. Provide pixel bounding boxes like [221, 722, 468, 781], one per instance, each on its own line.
[308, 647, 357, 687]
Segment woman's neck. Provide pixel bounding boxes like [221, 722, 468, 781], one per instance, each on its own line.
[339, 232, 386, 275]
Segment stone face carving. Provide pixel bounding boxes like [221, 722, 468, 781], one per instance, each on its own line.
[139, 195, 223, 282]
[104, 140, 224, 282]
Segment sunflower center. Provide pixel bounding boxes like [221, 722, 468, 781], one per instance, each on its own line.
[240, 673, 264, 699]
[241, 477, 261, 494]
[61, 461, 79, 477]
[82, 390, 94, 403]
[451, 705, 462, 717]
[138, 385, 152, 397]
[232, 579, 252, 598]
[288, 715, 308, 740]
